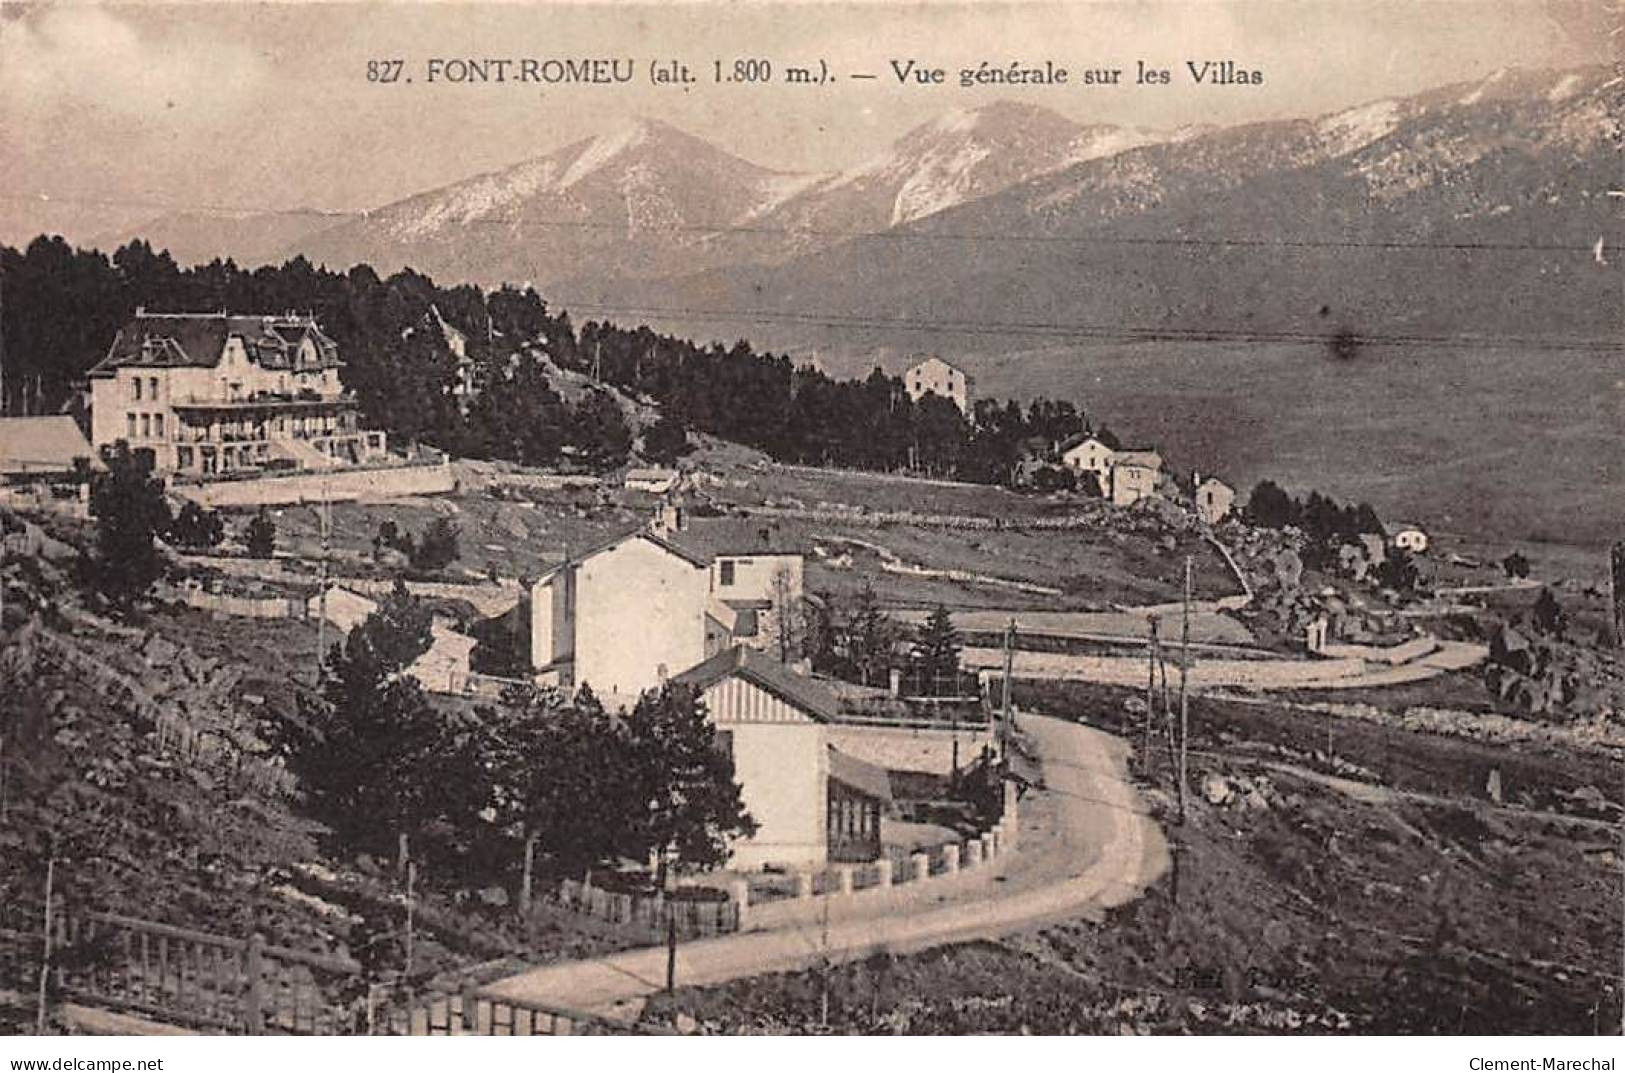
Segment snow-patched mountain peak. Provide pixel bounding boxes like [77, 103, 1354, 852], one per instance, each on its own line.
[1316, 98, 1409, 157]
[558, 118, 661, 188]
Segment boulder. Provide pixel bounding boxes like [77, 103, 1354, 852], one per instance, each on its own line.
[1202, 774, 1234, 806]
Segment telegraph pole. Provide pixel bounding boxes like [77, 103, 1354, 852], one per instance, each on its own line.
[1144, 615, 1159, 758]
[999, 616, 1015, 759]
[664, 846, 678, 993]
[1176, 556, 1193, 824]
[36, 851, 54, 1033]
[314, 479, 331, 683]
[404, 859, 417, 980]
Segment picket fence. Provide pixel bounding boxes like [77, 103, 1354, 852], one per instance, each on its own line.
[34, 909, 648, 1036]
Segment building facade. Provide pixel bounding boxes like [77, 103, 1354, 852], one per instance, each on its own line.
[1110, 450, 1163, 508]
[1195, 476, 1236, 525]
[87, 311, 386, 476]
[904, 356, 974, 415]
[673, 646, 890, 870]
[708, 550, 804, 656]
[528, 531, 712, 700]
[1389, 524, 1430, 554]
[1060, 435, 1117, 485]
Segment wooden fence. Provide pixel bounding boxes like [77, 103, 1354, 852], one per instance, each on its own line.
[377, 987, 664, 1036]
[45, 910, 358, 1034]
[33, 909, 651, 1036]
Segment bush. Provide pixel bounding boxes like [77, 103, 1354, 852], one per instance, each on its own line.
[168, 501, 224, 550]
[245, 509, 276, 558]
[410, 517, 460, 572]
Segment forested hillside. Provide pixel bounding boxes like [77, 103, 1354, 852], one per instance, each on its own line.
[2, 236, 1113, 485]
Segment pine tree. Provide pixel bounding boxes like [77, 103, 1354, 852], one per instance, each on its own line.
[267, 588, 461, 859]
[912, 604, 961, 690]
[493, 688, 629, 908]
[621, 684, 756, 876]
[410, 518, 460, 573]
[87, 443, 171, 611]
[245, 509, 276, 559]
[847, 583, 898, 687]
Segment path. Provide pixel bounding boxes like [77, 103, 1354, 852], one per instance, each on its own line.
[484, 715, 1166, 1017]
[963, 637, 1487, 693]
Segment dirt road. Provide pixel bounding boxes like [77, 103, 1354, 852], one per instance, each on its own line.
[484, 714, 1166, 1017]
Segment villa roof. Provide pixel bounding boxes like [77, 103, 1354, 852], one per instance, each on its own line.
[1113, 449, 1163, 470]
[533, 528, 712, 586]
[89, 312, 340, 377]
[828, 746, 893, 802]
[0, 416, 96, 475]
[671, 645, 840, 723]
[1059, 433, 1113, 455]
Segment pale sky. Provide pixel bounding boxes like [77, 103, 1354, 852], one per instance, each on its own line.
[0, 0, 1611, 219]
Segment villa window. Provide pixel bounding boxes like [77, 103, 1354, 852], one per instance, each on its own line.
[126, 413, 136, 438]
[153, 414, 165, 438]
[149, 377, 159, 400]
[133, 379, 142, 401]
[719, 561, 736, 586]
[140, 414, 150, 439]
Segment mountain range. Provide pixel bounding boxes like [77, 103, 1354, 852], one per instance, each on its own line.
[12, 65, 1622, 544]
[553, 64, 1618, 361]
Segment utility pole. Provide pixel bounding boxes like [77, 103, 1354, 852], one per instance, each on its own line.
[404, 860, 417, 980]
[1144, 615, 1159, 759]
[664, 846, 678, 993]
[1177, 556, 1192, 825]
[36, 852, 55, 1034]
[999, 617, 1015, 759]
[314, 479, 330, 683]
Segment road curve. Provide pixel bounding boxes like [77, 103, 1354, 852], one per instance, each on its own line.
[484, 714, 1168, 1015]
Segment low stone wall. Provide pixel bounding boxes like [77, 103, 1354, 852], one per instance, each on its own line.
[174, 462, 456, 509]
[827, 724, 995, 775]
[964, 647, 1369, 691]
[553, 879, 740, 940]
[170, 587, 305, 620]
[742, 782, 1019, 933]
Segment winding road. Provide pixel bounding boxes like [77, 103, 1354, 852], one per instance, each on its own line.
[484, 714, 1167, 1016]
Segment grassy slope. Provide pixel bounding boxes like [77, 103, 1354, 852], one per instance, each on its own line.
[914, 339, 1622, 551]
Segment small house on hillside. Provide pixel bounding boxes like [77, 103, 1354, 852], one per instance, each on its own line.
[673, 646, 890, 869]
[904, 355, 974, 415]
[1059, 435, 1117, 482]
[1387, 522, 1429, 555]
[624, 467, 680, 494]
[1110, 449, 1163, 508]
[1195, 476, 1236, 525]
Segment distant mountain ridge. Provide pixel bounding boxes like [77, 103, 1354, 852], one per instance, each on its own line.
[553, 63, 1618, 359]
[282, 102, 1199, 286]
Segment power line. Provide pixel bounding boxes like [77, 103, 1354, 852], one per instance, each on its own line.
[552, 298, 1623, 355]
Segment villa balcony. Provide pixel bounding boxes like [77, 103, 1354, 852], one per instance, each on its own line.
[169, 390, 356, 413]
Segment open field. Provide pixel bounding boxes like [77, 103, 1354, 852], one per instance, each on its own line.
[899, 340, 1625, 552]
[254, 461, 1242, 615]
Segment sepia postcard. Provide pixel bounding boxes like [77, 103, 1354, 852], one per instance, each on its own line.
[1, 0, 1621, 1051]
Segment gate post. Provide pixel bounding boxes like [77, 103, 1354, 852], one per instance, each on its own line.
[243, 932, 266, 1034]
